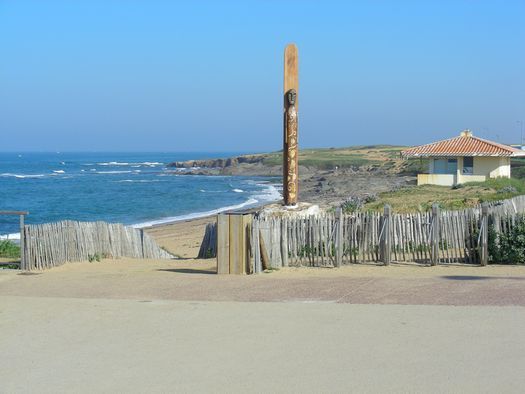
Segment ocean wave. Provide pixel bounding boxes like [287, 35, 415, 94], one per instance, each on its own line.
[96, 170, 133, 174]
[132, 198, 259, 228]
[0, 232, 20, 241]
[232, 188, 244, 193]
[97, 161, 130, 166]
[132, 182, 282, 229]
[115, 179, 161, 183]
[0, 173, 45, 179]
[253, 183, 282, 202]
[53, 170, 65, 174]
[97, 161, 163, 167]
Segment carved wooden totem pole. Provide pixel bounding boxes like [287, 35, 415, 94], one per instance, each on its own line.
[283, 44, 299, 206]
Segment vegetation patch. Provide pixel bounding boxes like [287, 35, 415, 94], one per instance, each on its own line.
[262, 145, 409, 170]
[0, 240, 20, 259]
[478, 216, 525, 264]
[363, 178, 525, 213]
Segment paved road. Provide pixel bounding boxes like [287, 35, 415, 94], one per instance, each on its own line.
[1, 296, 524, 393]
[2, 263, 525, 393]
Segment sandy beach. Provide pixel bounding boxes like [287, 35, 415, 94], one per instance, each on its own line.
[144, 216, 216, 259]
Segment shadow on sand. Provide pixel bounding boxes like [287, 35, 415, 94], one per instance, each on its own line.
[441, 275, 525, 281]
[157, 268, 216, 275]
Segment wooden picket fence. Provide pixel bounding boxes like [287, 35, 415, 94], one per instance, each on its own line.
[200, 195, 525, 272]
[22, 220, 172, 271]
[197, 222, 217, 258]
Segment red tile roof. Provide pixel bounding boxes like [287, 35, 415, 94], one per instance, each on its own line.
[402, 131, 525, 158]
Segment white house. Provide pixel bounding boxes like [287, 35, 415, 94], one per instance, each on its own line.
[402, 130, 525, 186]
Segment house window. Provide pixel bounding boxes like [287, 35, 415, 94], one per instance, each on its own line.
[463, 157, 473, 175]
[434, 158, 457, 174]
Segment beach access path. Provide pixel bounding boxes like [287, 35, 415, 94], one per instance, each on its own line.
[1, 217, 525, 393]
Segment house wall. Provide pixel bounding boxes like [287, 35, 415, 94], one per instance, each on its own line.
[418, 156, 511, 186]
[417, 173, 456, 186]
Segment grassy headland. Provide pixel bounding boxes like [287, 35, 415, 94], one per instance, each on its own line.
[168, 146, 525, 213]
[167, 145, 427, 176]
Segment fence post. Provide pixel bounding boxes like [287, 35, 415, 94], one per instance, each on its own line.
[281, 218, 289, 267]
[382, 205, 391, 266]
[481, 203, 489, 266]
[19, 214, 25, 270]
[139, 228, 145, 258]
[335, 207, 343, 267]
[217, 214, 230, 274]
[431, 203, 440, 266]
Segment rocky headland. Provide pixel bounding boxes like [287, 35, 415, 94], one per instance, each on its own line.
[166, 147, 419, 209]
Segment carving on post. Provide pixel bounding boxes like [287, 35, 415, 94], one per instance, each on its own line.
[285, 89, 298, 204]
[283, 44, 299, 206]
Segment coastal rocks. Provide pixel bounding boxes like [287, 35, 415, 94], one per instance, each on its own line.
[167, 155, 264, 170]
[165, 152, 417, 210]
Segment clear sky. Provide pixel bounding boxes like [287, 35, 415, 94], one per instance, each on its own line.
[1, 0, 524, 152]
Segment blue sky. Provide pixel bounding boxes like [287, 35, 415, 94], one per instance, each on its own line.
[1, 0, 524, 152]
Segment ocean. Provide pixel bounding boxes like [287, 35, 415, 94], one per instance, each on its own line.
[0, 152, 282, 239]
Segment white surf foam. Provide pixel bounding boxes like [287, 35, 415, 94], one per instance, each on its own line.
[1, 173, 45, 179]
[97, 162, 130, 166]
[132, 198, 259, 229]
[115, 179, 160, 183]
[253, 183, 282, 202]
[53, 170, 65, 174]
[97, 161, 163, 167]
[96, 170, 133, 174]
[232, 188, 244, 193]
[132, 182, 282, 229]
[0, 232, 20, 241]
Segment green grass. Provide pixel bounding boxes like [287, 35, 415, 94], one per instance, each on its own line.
[0, 240, 21, 258]
[262, 145, 407, 170]
[363, 178, 525, 213]
[463, 177, 525, 192]
[511, 158, 525, 179]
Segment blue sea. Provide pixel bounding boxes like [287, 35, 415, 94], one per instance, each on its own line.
[0, 152, 281, 239]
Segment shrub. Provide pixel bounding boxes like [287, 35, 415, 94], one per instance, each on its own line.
[88, 253, 102, 263]
[341, 196, 363, 213]
[341, 194, 378, 213]
[477, 216, 525, 264]
[494, 217, 525, 264]
[464, 178, 525, 194]
[497, 185, 518, 194]
[0, 240, 20, 258]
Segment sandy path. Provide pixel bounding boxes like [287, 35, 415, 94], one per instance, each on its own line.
[2, 216, 525, 305]
[1, 257, 525, 306]
[144, 216, 214, 258]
